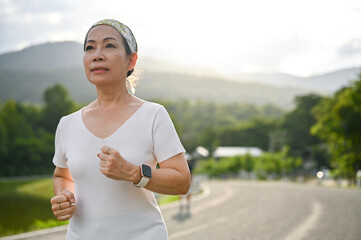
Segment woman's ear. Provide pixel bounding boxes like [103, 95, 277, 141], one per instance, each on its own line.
[128, 52, 138, 71]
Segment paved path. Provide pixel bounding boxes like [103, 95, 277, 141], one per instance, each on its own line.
[2, 180, 361, 240]
[163, 180, 361, 240]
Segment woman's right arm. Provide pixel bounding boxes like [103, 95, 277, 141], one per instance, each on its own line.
[53, 167, 74, 195]
[50, 167, 77, 221]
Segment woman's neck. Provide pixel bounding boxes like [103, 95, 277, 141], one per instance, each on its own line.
[94, 83, 132, 109]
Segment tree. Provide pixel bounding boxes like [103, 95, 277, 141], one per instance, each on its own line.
[0, 118, 6, 160]
[155, 99, 283, 152]
[41, 84, 76, 133]
[279, 146, 303, 177]
[243, 153, 255, 174]
[199, 125, 220, 156]
[218, 118, 281, 150]
[11, 130, 54, 176]
[0, 86, 77, 177]
[0, 100, 35, 176]
[282, 94, 323, 157]
[0, 100, 34, 142]
[17, 102, 42, 131]
[312, 74, 361, 183]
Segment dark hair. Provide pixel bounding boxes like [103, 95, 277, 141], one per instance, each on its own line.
[121, 36, 134, 77]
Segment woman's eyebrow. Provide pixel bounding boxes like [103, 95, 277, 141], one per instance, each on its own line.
[86, 37, 117, 43]
[103, 37, 117, 41]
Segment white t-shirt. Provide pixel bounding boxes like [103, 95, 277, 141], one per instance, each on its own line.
[53, 101, 185, 240]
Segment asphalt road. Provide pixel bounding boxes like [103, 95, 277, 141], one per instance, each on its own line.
[3, 180, 361, 240]
[164, 180, 361, 240]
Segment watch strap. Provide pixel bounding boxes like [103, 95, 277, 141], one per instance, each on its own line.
[134, 176, 150, 188]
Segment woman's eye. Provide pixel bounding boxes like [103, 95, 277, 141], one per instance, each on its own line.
[106, 43, 115, 48]
[85, 45, 94, 51]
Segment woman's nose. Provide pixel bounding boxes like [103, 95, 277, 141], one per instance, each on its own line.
[93, 49, 104, 62]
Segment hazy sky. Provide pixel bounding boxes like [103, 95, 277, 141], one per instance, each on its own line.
[1, 0, 361, 77]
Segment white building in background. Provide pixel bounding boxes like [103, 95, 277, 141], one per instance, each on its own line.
[213, 146, 263, 158]
[192, 146, 209, 159]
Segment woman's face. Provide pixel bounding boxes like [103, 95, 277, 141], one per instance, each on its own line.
[83, 25, 133, 86]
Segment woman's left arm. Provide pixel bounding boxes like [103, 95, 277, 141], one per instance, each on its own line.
[142, 153, 191, 195]
[98, 147, 191, 195]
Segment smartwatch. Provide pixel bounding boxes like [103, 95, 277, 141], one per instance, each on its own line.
[134, 164, 152, 188]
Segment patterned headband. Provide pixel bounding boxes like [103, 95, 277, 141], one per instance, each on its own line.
[85, 19, 138, 53]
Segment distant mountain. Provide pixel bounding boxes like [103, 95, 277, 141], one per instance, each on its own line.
[305, 68, 361, 92]
[0, 41, 84, 71]
[1, 41, 359, 109]
[235, 67, 361, 93]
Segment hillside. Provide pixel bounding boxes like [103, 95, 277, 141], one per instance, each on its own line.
[0, 41, 83, 71]
[235, 68, 361, 93]
[1, 41, 357, 109]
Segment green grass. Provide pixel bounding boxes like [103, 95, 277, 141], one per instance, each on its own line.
[0, 177, 182, 237]
[157, 194, 180, 205]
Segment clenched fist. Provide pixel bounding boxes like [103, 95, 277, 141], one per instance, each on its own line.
[50, 190, 76, 221]
[97, 146, 140, 183]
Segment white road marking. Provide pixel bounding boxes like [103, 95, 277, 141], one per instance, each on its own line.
[169, 216, 227, 239]
[168, 184, 234, 239]
[283, 200, 323, 240]
[191, 184, 233, 215]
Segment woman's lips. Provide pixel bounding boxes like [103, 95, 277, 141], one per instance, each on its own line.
[91, 67, 109, 73]
[92, 69, 107, 73]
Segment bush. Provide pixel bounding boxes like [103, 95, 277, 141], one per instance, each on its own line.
[194, 149, 302, 179]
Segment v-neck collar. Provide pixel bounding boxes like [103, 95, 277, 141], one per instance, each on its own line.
[79, 101, 147, 140]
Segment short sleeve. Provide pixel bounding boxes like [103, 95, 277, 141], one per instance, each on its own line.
[52, 118, 68, 168]
[153, 106, 185, 162]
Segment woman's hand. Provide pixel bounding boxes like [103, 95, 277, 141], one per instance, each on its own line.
[50, 190, 76, 221]
[97, 146, 140, 183]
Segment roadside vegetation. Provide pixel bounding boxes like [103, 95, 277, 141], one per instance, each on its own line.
[195, 147, 302, 180]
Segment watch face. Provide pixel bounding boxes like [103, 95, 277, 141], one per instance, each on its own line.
[142, 164, 152, 178]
